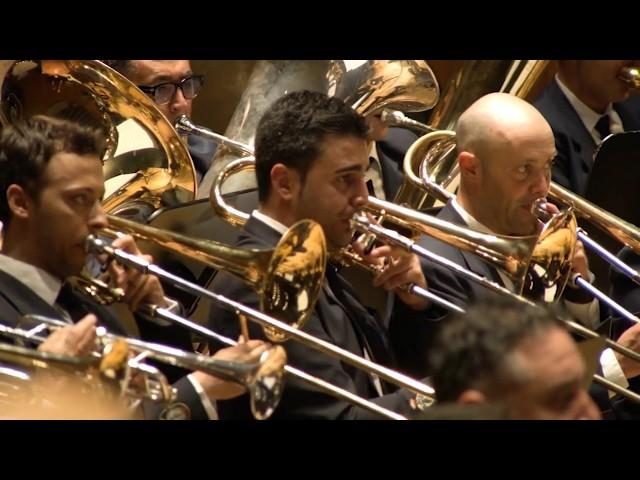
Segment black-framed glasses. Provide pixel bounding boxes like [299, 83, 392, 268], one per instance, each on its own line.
[137, 75, 205, 105]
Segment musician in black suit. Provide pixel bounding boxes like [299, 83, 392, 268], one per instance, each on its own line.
[207, 90, 432, 419]
[429, 296, 601, 419]
[391, 93, 640, 417]
[533, 60, 640, 196]
[104, 59, 216, 183]
[0, 115, 269, 419]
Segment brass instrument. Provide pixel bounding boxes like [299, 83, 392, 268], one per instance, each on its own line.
[408, 129, 640, 309]
[85, 234, 436, 407]
[619, 66, 640, 88]
[197, 60, 440, 198]
[349, 214, 640, 405]
[103, 214, 326, 343]
[0, 315, 287, 420]
[0, 342, 134, 419]
[0, 323, 170, 417]
[377, 128, 640, 402]
[71, 220, 413, 418]
[362, 196, 576, 303]
[0, 60, 197, 221]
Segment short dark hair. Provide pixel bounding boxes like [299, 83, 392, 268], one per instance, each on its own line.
[429, 297, 562, 403]
[254, 90, 368, 202]
[0, 115, 105, 225]
[102, 60, 137, 78]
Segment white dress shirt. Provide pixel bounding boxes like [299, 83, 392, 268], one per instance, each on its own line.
[555, 74, 625, 144]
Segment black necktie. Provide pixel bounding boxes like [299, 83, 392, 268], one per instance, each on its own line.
[594, 114, 611, 141]
[325, 264, 396, 372]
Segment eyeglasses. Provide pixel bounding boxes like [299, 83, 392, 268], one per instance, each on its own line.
[137, 75, 205, 105]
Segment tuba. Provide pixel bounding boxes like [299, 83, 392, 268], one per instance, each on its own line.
[196, 60, 440, 199]
[0, 60, 197, 221]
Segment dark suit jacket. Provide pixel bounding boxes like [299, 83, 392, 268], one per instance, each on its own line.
[389, 201, 617, 415]
[533, 79, 640, 196]
[606, 246, 640, 418]
[0, 269, 208, 420]
[609, 247, 640, 341]
[207, 216, 422, 419]
[389, 202, 505, 377]
[376, 127, 419, 200]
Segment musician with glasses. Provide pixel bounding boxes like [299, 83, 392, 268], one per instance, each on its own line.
[0, 115, 271, 419]
[533, 60, 640, 196]
[104, 60, 214, 184]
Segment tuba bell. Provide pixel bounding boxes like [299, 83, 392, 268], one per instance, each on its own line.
[0, 60, 197, 221]
[196, 60, 440, 199]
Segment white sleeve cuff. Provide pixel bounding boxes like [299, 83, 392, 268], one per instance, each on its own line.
[187, 373, 219, 420]
[600, 347, 630, 398]
[563, 297, 600, 330]
[163, 296, 182, 315]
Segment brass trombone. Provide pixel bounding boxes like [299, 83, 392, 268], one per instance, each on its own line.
[0, 315, 288, 420]
[105, 215, 327, 343]
[81, 218, 415, 418]
[404, 129, 640, 324]
[349, 214, 640, 405]
[85, 234, 436, 408]
[0, 321, 174, 414]
[619, 66, 640, 88]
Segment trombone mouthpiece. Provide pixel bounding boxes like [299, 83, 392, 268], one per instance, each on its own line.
[531, 198, 551, 221]
[173, 115, 191, 134]
[619, 66, 640, 88]
[350, 214, 371, 231]
[380, 109, 404, 125]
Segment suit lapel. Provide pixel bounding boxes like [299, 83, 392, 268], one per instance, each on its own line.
[0, 270, 65, 327]
[438, 203, 505, 287]
[548, 81, 597, 170]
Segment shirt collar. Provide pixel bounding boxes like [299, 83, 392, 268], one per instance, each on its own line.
[450, 197, 495, 234]
[555, 74, 618, 137]
[251, 209, 288, 235]
[0, 254, 62, 305]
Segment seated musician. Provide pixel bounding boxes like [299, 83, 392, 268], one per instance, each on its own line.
[207, 90, 433, 419]
[429, 297, 601, 419]
[390, 93, 640, 418]
[533, 60, 640, 196]
[0, 115, 269, 419]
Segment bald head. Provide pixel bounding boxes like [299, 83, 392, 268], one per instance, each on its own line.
[457, 93, 553, 160]
[455, 93, 557, 236]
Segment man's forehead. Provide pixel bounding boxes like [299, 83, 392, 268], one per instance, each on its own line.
[133, 60, 191, 82]
[44, 152, 103, 181]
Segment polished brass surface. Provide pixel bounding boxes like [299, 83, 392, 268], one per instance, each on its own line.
[5, 314, 288, 420]
[525, 208, 577, 302]
[106, 214, 326, 342]
[0, 328, 136, 415]
[364, 196, 539, 294]
[549, 182, 640, 254]
[619, 66, 640, 88]
[67, 274, 125, 305]
[86, 234, 436, 405]
[0, 60, 196, 220]
[200, 60, 440, 198]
